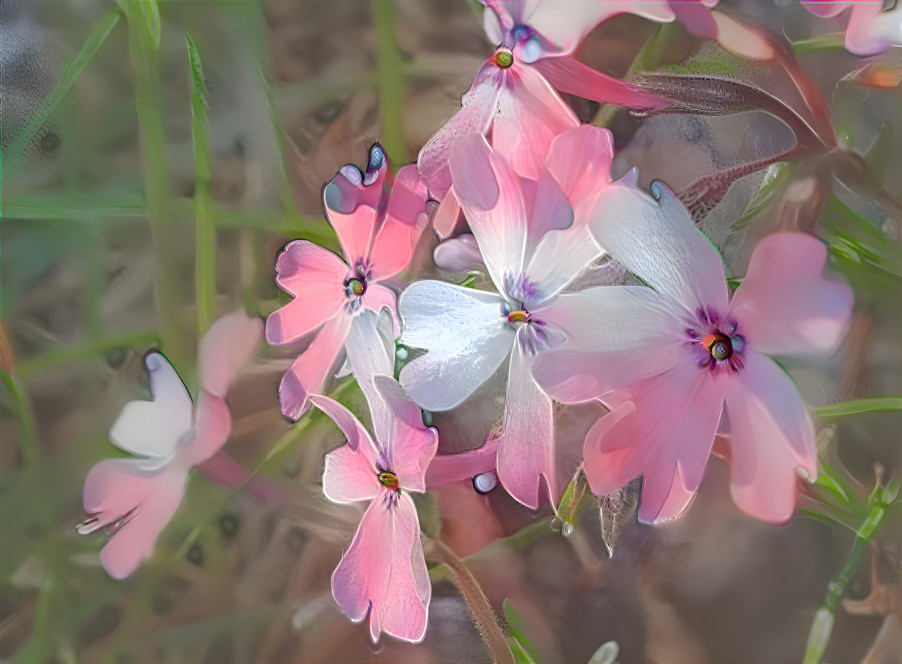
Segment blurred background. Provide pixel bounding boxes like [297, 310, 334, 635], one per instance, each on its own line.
[2, 0, 902, 662]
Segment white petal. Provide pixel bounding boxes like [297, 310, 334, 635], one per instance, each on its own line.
[399, 281, 514, 411]
[109, 352, 193, 460]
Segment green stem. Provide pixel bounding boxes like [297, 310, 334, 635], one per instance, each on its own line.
[792, 33, 847, 54]
[0, 370, 42, 469]
[373, 0, 407, 164]
[815, 397, 902, 418]
[120, 0, 186, 366]
[187, 35, 216, 336]
[802, 481, 899, 663]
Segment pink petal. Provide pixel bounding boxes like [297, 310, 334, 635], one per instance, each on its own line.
[368, 165, 430, 281]
[584, 363, 725, 524]
[324, 144, 392, 213]
[326, 205, 379, 275]
[332, 491, 430, 644]
[544, 125, 613, 214]
[372, 375, 438, 494]
[671, 0, 718, 39]
[183, 392, 231, 466]
[723, 350, 817, 523]
[108, 352, 193, 460]
[433, 233, 485, 273]
[492, 63, 579, 181]
[278, 313, 353, 421]
[431, 189, 462, 239]
[199, 311, 262, 398]
[522, 167, 574, 253]
[82, 459, 187, 579]
[525, 223, 601, 307]
[318, 392, 382, 504]
[266, 241, 348, 345]
[533, 56, 670, 111]
[800, 1, 851, 19]
[534, 286, 681, 404]
[417, 64, 501, 197]
[496, 342, 557, 509]
[361, 282, 400, 335]
[589, 176, 729, 314]
[399, 281, 515, 411]
[450, 131, 527, 292]
[845, 3, 899, 56]
[312, 394, 381, 466]
[728, 233, 852, 356]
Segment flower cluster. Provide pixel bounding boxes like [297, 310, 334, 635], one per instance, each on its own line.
[77, 0, 868, 648]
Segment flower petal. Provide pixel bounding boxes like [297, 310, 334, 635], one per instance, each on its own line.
[317, 394, 382, 505]
[368, 165, 430, 281]
[399, 281, 514, 411]
[109, 352, 192, 460]
[723, 350, 817, 523]
[361, 282, 399, 336]
[433, 233, 485, 273]
[525, 223, 601, 308]
[431, 189, 462, 239]
[496, 341, 557, 509]
[279, 313, 353, 421]
[729, 232, 853, 356]
[82, 459, 187, 579]
[373, 375, 438, 494]
[183, 392, 231, 466]
[346, 309, 396, 444]
[544, 125, 613, 214]
[584, 363, 724, 524]
[450, 131, 527, 292]
[199, 311, 262, 398]
[266, 241, 348, 345]
[589, 176, 729, 314]
[533, 286, 680, 404]
[332, 492, 430, 644]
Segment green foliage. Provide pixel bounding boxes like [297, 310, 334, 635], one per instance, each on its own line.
[504, 599, 541, 664]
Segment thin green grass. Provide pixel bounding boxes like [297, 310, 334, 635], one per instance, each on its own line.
[374, 0, 407, 164]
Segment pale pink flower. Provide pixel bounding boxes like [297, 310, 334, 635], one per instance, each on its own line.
[401, 125, 626, 509]
[78, 312, 262, 579]
[532, 179, 854, 524]
[265, 145, 429, 420]
[802, 0, 902, 56]
[314, 376, 438, 644]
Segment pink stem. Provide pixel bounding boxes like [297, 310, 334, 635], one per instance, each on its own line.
[426, 437, 499, 487]
[196, 451, 288, 503]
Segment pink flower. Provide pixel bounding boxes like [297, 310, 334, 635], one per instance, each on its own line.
[802, 1, 902, 56]
[313, 376, 438, 644]
[532, 179, 853, 524]
[78, 312, 262, 579]
[265, 145, 429, 420]
[401, 125, 625, 509]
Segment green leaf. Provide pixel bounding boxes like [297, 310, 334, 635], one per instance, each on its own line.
[731, 161, 796, 229]
[555, 467, 591, 532]
[4, 9, 121, 171]
[503, 599, 540, 664]
[815, 397, 902, 418]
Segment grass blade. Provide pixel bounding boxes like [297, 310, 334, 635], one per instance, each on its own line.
[815, 397, 902, 418]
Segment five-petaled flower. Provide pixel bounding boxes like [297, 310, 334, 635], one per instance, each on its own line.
[314, 375, 438, 644]
[266, 145, 429, 420]
[533, 178, 853, 524]
[78, 312, 262, 579]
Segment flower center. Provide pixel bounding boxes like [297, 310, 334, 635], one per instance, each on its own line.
[494, 50, 514, 69]
[345, 277, 366, 299]
[378, 471, 399, 491]
[703, 333, 733, 361]
[507, 309, 530, 324]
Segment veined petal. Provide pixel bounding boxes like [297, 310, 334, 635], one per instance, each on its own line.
[399, 281, 515, 411]
[279, 313, 353, 421]
[326, 205, 379, 273]
[584, 363, 725, 524]
[417, 64, 501, 197]
[729, 233, 853, 356]
[322, 441, 381, 505]
[589, 176, 729, 314]
[332, 492, 430, 644]
[450, 132, 527, 292]
[724, 351, 817, 524]
[525, 223, 601, 308]
[266, 241, 348, 345]
[373, 376, 438, 494]
[323, 144, 392, 215]
[199, 311, 262, 399]
[109, 352, 192, 460]
[533, 286, 680, 404]
[496, 342, 557, 509]
[368, 165, 430, 281]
